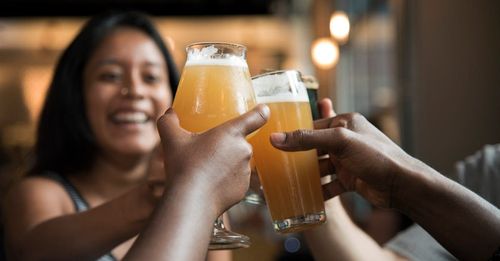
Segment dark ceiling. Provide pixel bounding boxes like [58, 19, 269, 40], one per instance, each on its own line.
[0, 0, 282, 17]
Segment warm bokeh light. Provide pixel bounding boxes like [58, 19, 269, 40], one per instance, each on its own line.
[164, 35, 176, 51]
[330, 11, 350, 43]
[22, 66, 52, 122]
[311, 38, 339, 69]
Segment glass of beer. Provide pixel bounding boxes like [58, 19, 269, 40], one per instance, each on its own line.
[172, 42, 255, 249]
[249, 70, 326, 233]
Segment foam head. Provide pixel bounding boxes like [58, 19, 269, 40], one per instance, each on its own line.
[186, 43, 248, 67]
[251, 70, 309, 104]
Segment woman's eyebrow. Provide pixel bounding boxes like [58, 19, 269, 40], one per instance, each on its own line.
[143, 61, 162, 67]
[95, 58, 121, 67]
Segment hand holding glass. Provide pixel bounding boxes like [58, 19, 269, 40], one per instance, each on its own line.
[249, 70, 326, 233]
[172, 42, 255, 249]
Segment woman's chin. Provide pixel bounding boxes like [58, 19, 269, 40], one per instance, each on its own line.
[109, 142, 156, 158]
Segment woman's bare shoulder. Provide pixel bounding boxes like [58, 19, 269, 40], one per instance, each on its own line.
[8, 175, 70, 198]
[4, 175, 75, 220]
[2, 176, 78, 256]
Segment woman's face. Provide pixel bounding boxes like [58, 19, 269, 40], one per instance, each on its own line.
[83, 27, 172, 158]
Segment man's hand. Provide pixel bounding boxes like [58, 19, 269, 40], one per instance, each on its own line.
[270, 108, 413, 208]
[157, 104, 269, 215]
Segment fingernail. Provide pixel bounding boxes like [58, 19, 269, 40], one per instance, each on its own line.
[261, 104, 270, 118]
[270, 133, 286, 144]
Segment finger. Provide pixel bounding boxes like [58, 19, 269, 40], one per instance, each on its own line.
[314, 112, 370, 132]
[270, 127, 353, 154]
[322, 179, 346, 200]
[157, 108, 189, 147]
[313, 115, 350, 131]
[313, 117, 334, 130]
[221, 104, 270, 137]
[319, 156, 335, 177]
[318, 98, 336, 118]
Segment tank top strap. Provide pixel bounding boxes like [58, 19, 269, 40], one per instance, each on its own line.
[41, 172, 117, 261]
[42, 172, 89, 212]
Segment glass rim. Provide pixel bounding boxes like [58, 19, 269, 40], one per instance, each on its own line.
[185, 42, 246, 52]
[251, 69, 302, 80]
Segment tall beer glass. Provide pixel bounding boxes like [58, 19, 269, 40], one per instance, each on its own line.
[172, 42, 255, 249]
[249, 70, 326, 233]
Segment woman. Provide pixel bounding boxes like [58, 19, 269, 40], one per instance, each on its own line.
[2, 11, 230, 260]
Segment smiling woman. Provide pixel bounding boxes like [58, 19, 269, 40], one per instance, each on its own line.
[1, 11, 226, 261]
[83, 27, 172, 159]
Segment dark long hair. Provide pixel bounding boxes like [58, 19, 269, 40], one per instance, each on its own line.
[28, 11, 179, 175]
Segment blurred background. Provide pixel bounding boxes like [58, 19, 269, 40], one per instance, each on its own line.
[0, 0, 499, 260]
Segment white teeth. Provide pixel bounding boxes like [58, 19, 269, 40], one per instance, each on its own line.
[112, 112, 148, 123]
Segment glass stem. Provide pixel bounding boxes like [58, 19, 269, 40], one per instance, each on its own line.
[214, 216, 226, 231]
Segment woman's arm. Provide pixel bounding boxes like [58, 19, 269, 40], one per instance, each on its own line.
[3, 177, 157, 261]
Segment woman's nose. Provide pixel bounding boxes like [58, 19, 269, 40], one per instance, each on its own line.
[122, 75, 145, 99]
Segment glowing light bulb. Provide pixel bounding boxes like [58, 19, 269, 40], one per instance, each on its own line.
[311, 38, 339, 69]
[330, 11, 350, 43]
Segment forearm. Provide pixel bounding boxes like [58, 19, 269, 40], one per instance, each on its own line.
[304, 197, 400, 261]
[124, 180, 216, 261]
[11, 192, 149, 261]
[396, 163, 500, 260]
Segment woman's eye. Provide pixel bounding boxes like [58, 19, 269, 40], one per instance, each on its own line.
[144, 74, 160, 84]
[99, 72, 121, 82]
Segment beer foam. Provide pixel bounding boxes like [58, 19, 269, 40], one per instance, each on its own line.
[185, 58, 247, 67]
[252, 73, 309, 104]
[186, 44, 248, 67]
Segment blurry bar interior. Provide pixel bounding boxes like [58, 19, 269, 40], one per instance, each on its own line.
[0, 0, 499, 260]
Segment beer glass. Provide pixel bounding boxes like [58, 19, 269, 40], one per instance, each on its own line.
[172, 42, 255, 249]
[302, 75, 320, 120]
[249, 70, 326, 233]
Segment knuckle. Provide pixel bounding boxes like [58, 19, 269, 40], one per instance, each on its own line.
[332, 127, 349, 141]
[344, 112, 357, 122]
[291, 129, 311, 147]
[336, 112, 366, 129]
[227, 125, 241, 137]
[351, 112, 365, 123]
[330, 127, 352, 157]
[242, 143, 253, 159]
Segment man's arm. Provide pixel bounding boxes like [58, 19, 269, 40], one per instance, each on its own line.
[303, 99, 406, 261]
[125, 105, 269, 260]
[271, 112, 500, 261]
[304, 197, 405, 261]
[396, 163, 500, 260]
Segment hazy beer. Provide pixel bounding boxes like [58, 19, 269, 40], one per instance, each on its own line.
[250, 70, 325, 233]
[173, 45, 255, 130]
[172, 43, 255, 249]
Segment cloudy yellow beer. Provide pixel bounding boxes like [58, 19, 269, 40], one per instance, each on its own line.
[173, 57, 255, 131]
[172, 43, 255, 249]
[250, 70, 325, 233]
